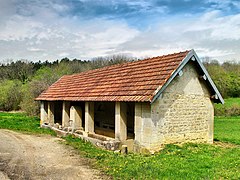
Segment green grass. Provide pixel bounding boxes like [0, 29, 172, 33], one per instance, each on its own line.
[0, 112, 240, 179]
[64, 136, 240, 179]
[63, 115, 240, 179]
[0, 112, 55, 135]
[214, 116, 240, 144]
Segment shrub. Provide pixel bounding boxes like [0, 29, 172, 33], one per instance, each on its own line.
[20, 66, 66, 116]
[0, 80, 23, 111]
[215, 99, 240, 116]
[20, 87, 40, 116]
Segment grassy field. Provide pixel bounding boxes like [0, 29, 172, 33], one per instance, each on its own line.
[214, 116, 240, 144]
[214, 98, 240, 144]
[0, 112, 55, 135]
[65, 137, 240, 179]
[0, 112, 239, 179]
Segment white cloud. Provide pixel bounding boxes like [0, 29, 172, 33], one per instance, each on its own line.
[0, 9, 139, 61]
[59, 52, 69, 57]
[0, 15, 43, 41]
[114, 11, 240, 62]
[0, 0, 141, 61]
[27, 47, 44, 52]
[0, 0, 239, 62]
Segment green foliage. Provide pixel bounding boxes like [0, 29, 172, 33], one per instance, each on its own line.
[214, 116, 240, 144]
[0, 80, 23, 111]
[20, 65, 73, 116]
[0, 60, 34, 83]
[90, 54, 135, 69]
[204, 60, 240, 98]
[20, 84, 40, 116]
[0, 112, 55, 135]
[214, 98, 240, 116]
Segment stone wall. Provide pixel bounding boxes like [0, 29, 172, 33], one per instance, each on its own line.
[134, 102, 152, 152]
[135, 61, 214, 152]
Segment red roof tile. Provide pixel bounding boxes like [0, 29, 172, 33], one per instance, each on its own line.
[36, 50, 190, 102]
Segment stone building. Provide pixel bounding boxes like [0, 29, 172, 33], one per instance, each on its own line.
[36, 49, 224, 153]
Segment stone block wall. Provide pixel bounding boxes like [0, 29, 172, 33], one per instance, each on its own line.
[134, 102, 152, 149]
[135, 61, 214, 152]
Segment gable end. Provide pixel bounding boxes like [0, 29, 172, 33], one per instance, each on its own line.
[151, 49, 224, 104]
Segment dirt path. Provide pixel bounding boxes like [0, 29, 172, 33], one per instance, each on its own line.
[0, 129, 108, 180]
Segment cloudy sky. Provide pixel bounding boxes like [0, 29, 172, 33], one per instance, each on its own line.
[0, 0, 240, 62]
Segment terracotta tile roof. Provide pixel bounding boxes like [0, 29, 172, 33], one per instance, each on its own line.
[36, 50, 190, 102]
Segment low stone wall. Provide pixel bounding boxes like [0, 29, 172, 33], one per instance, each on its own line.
[41, 123, 120, 151]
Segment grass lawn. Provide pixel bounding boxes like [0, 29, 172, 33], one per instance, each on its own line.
[64, 136, 240, 179]
[0, 112, 239, 179]
[0, 112, 55, 135]
[214, 116, 240, 145]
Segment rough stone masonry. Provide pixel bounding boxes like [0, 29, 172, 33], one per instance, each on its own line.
[134, 62, 214, 152]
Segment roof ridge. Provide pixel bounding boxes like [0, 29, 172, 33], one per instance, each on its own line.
[70, 50, 190, 77]
[142, 50, 190, 61]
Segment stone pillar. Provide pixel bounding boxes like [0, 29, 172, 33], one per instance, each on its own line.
[134, 102, 143, 143]
[62, 101, 70, 127]
[134, 102, 154, 153]
[70, 106, 82, 130]
[48, 101, 54, 125]
[40, 101, 48, 125]
[115, 102, 127, 142]
[85, 102, 94, 133]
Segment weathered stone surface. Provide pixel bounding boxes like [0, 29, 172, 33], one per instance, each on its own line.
[47, 102, 54, 126]
[121, 145, 128, 154]
[70, 106, 83, 130]
[53, 123, 60, 129]
[62, 101, 70, 128]
[85, 102, 94, 133]
[52, 127, 68, 137]
[40, 101, 47, 125]
[135, 62, 214, 152]
[115, 102, 127, 142]
[41, 123, 50, 129]
[75, 130, 83, 135]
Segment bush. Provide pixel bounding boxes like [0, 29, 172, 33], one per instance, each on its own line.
[214, 98, 240, 116]
[0, 80, 23, 111]
[204, 60, 240, 98]
[20, 66, 68, 116]
[20, 86, 40, 116]
[215, 104, 240, 116]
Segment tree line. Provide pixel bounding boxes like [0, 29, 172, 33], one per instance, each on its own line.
[203, 60, 240, 98]
[0, 55, 133, 115]
[0, 56, 239, 116]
